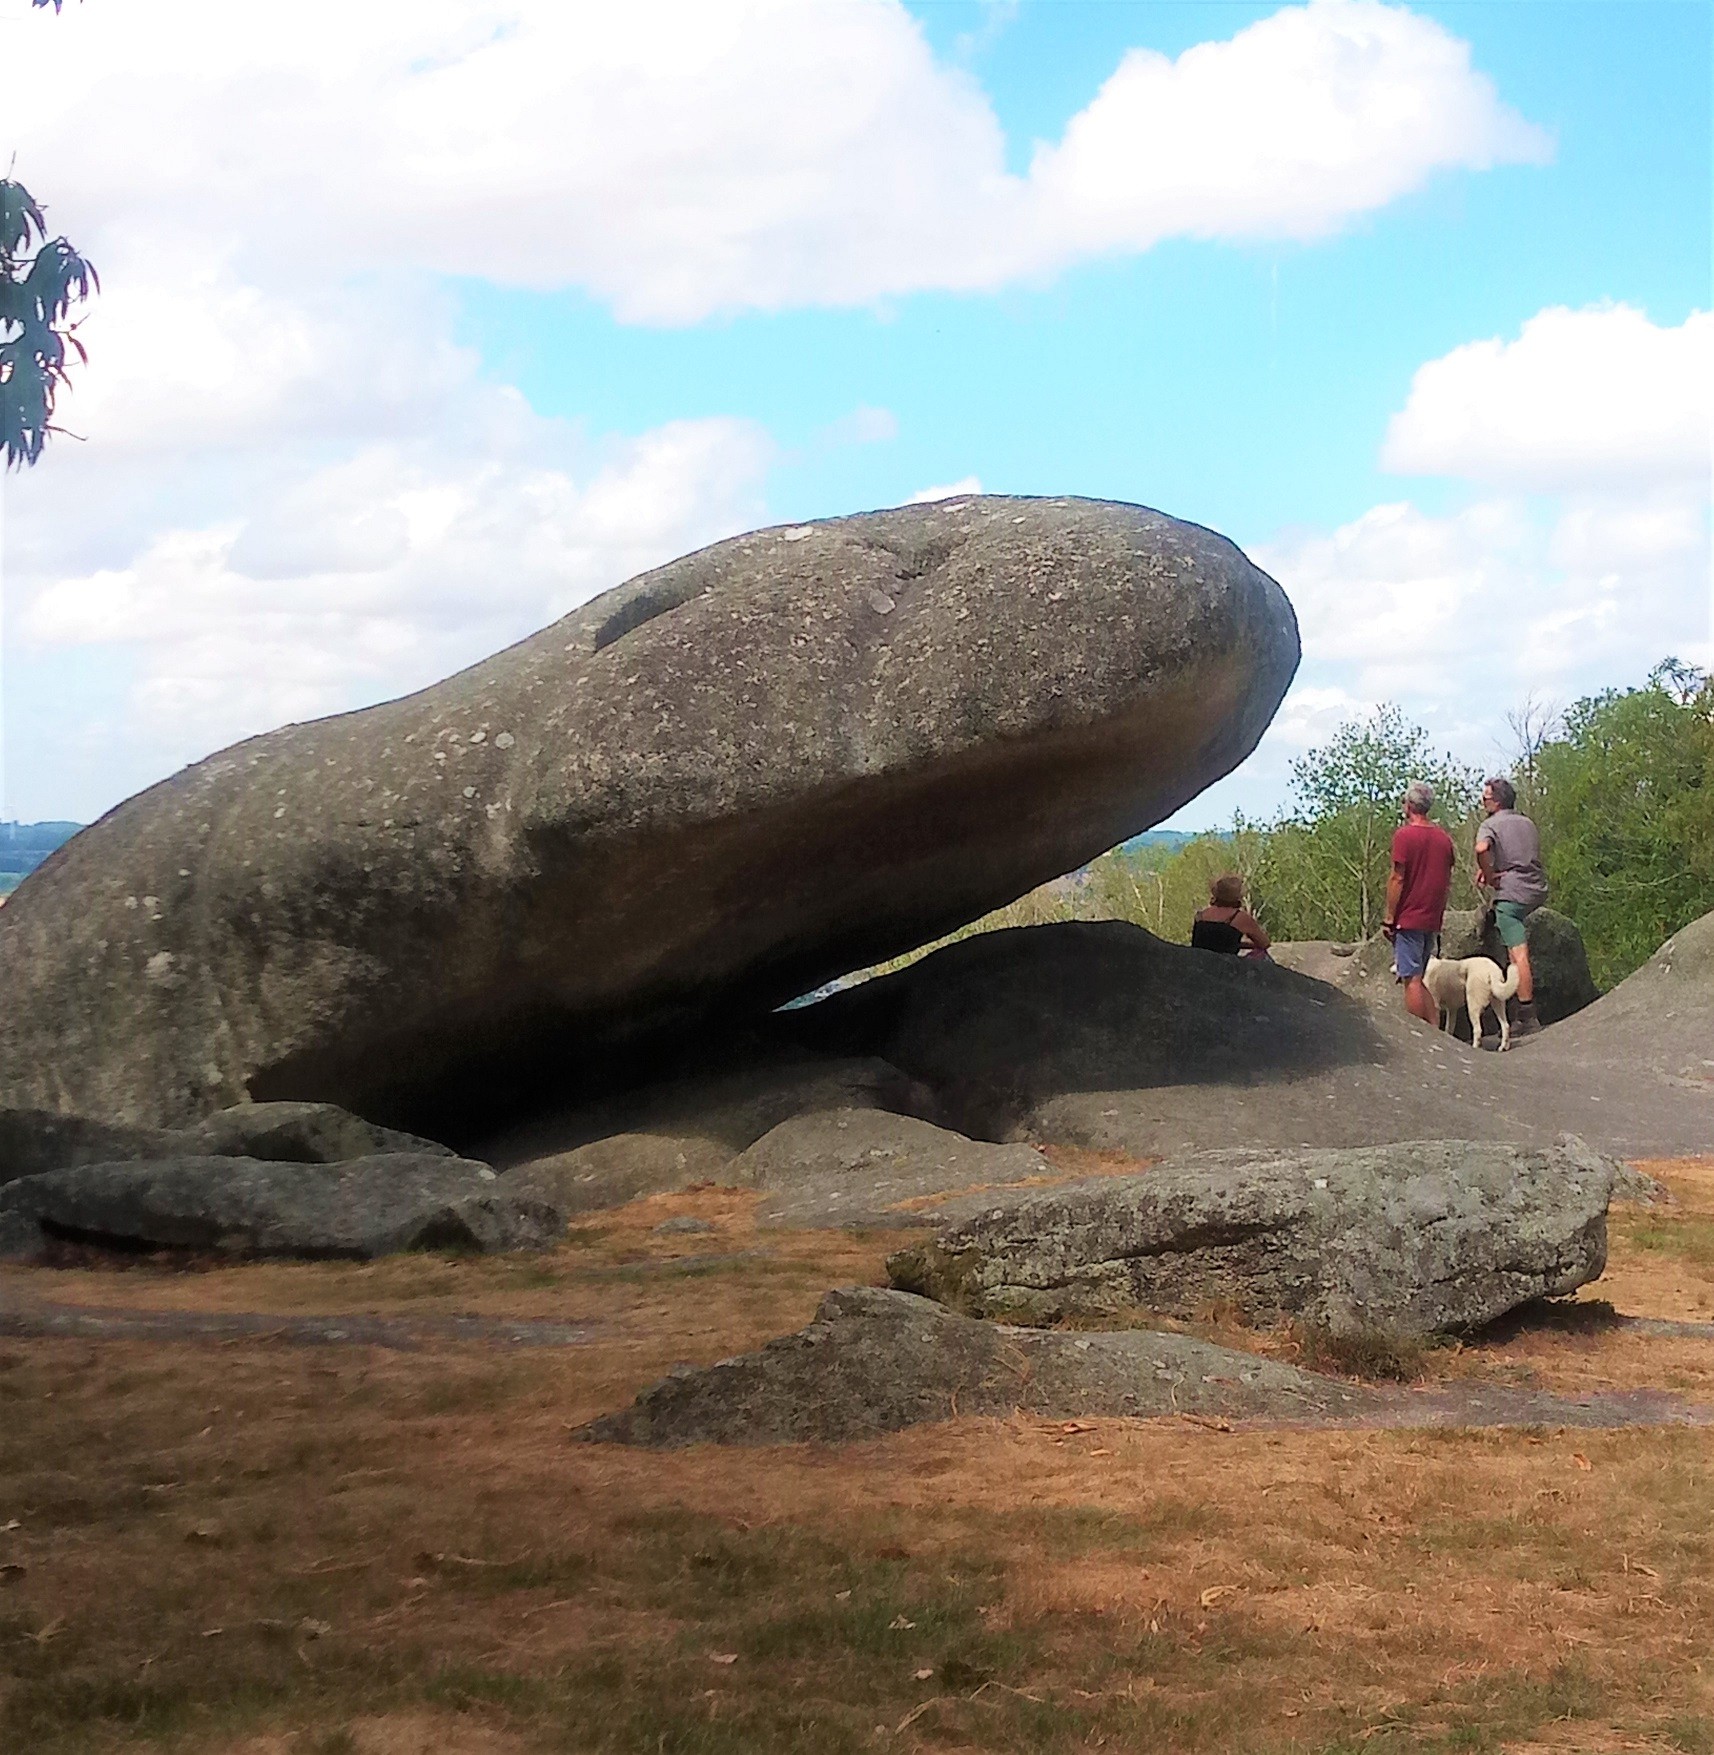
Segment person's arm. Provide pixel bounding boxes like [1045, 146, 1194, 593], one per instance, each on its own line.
[1474, 834, 1495, 889]
[1382, 863, 1405, 938]
[1231, 908, 1270, 951]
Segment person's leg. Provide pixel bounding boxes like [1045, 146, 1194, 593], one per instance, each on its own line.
[1394, 932, 1437, 1023]
[1495, 904, 1540, 1033]
[1510, 941, 1533, 1002]
[1404, 976, 1439, 1025]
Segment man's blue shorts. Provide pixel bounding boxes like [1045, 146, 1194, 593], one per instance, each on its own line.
[1393, 929, 1435, 981]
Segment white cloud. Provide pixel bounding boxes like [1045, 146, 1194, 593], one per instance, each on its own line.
[818, 406, 900, 448]
[0, 0, 1553, 818]
[908, 476, 984, 504]
[8, 0, 1547, 324]
[1382, 304, 1714, 491]
[9, 373, 774, 813]
[1030, 0, 1547, 262]
[1205, 300, 1714, 827]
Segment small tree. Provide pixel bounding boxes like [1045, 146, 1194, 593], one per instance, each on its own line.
[1272, 705, 1479, 938]
[1534, 660, 1714, 984]
[0, 181, 97, 468]
[3, 0, 98, 469]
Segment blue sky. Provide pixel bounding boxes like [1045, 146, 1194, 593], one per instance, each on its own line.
[2, 0, 1709, 828]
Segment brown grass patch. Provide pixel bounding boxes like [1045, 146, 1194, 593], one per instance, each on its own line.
[1034, 1141, 1160, 1180]
[1, 1173, 1712, 1752]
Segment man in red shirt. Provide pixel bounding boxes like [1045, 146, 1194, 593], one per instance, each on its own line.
[1381, 779, 1456, 1026]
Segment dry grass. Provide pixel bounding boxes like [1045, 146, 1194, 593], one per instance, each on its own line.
[0, 1165, 1711, 1753]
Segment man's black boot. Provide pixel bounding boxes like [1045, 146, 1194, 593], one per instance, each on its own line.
[1511, 999, 1542, 1039]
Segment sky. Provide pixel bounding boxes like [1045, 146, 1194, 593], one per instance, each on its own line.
[1, 0, 1709, 830]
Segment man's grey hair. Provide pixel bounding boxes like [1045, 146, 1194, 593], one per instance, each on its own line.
[1484, 775, 1517, 810]
[1404, 779, 1435, 814]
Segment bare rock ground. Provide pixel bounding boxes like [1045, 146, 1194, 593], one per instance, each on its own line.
[786, 918, 1714, 1162]
[736, 1108, 1061, 1229]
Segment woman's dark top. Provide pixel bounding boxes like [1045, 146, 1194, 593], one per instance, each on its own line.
[1190, 908, 1245, 955]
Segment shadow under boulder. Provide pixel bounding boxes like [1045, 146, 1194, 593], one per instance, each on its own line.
[782, 919, 1526, 1156]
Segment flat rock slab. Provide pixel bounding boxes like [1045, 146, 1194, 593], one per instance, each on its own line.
[181, 1102, 456, 1165]
[1, 1100, 454, 1188]
[0, 1153, 561, 1260]
[886, 1140, 1615, 1335]
[497, 1132, 736, 1217]
[735, 1108, 1060, 1229]
[572, 1287, 1383, 1446]
[0, 497, 1296, 1134]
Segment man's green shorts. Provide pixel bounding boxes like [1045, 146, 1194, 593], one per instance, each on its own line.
[1494, 900, 1537, 949]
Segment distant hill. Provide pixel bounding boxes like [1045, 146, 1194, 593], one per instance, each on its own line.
[1120, 829, 1187, 851]
[0, 822, 82, 894]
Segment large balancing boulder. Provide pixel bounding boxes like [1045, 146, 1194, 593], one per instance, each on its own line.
[886, 1139, 1615, 1336]
[0, 497, 1297, 1132]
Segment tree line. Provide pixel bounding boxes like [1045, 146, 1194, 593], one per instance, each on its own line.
[911, 660, 1713, 993]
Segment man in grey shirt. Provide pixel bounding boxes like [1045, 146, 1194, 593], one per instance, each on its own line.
[1475, 776, 1549, 1038]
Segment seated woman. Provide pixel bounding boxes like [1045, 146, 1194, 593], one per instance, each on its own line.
[1191, 873, 1271, 958]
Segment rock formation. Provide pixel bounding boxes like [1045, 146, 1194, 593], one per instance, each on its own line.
[886, 1139, 1614, 1334]
[787, 918, 1525, 1153]
[571, 1286, 1381, 1446]
[0, 1153, 558, 1260]
[0, 497, 1298, 1135]
[0, 1100, 453, 1188]
[1438, 906, 1599, 1028]
[735, 1108, 1059, 1229]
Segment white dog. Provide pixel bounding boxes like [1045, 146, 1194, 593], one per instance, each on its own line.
[1424, 954, 1521, 1051]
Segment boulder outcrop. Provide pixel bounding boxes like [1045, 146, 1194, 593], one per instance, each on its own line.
[736, 1108, 1059, 1229]
[788, 919, 1518, 1153]
[572, 1286, 1381, 1446]
[1439, 907, 1599, 1028]
[0, 497, 1298, 1135]
[886, 1139, 1615, 1334]
[497, 1132, 735, 1218]
[0, 1153, 559, 1260]
[0, 1100, 453, 1188]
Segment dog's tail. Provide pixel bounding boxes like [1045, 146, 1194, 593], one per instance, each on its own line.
[1496, 963, 1521, 1001]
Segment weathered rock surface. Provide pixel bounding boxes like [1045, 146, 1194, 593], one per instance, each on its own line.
[736, 1108, 1060, 1229]
[0, 1109, 180, 1187]
[1439, 907, 1599, 1029]
[0, 1099, 454, 1190]
[1520, 910, 1714, 1127]
[572, 1286, 1381, 1446]
[182, 1102, 456, 1165]
[480, 1046, 935, 1169]
[0, 497, 1298, 1134]
[497, 1132, 735, 1218]
[886, 1140, 1615, 1335]
[0, 1154, 560, 1260]
[789, 919, 1519, 1153]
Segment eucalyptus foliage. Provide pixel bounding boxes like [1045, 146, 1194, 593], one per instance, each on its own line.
[3, 0, 97, 468]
